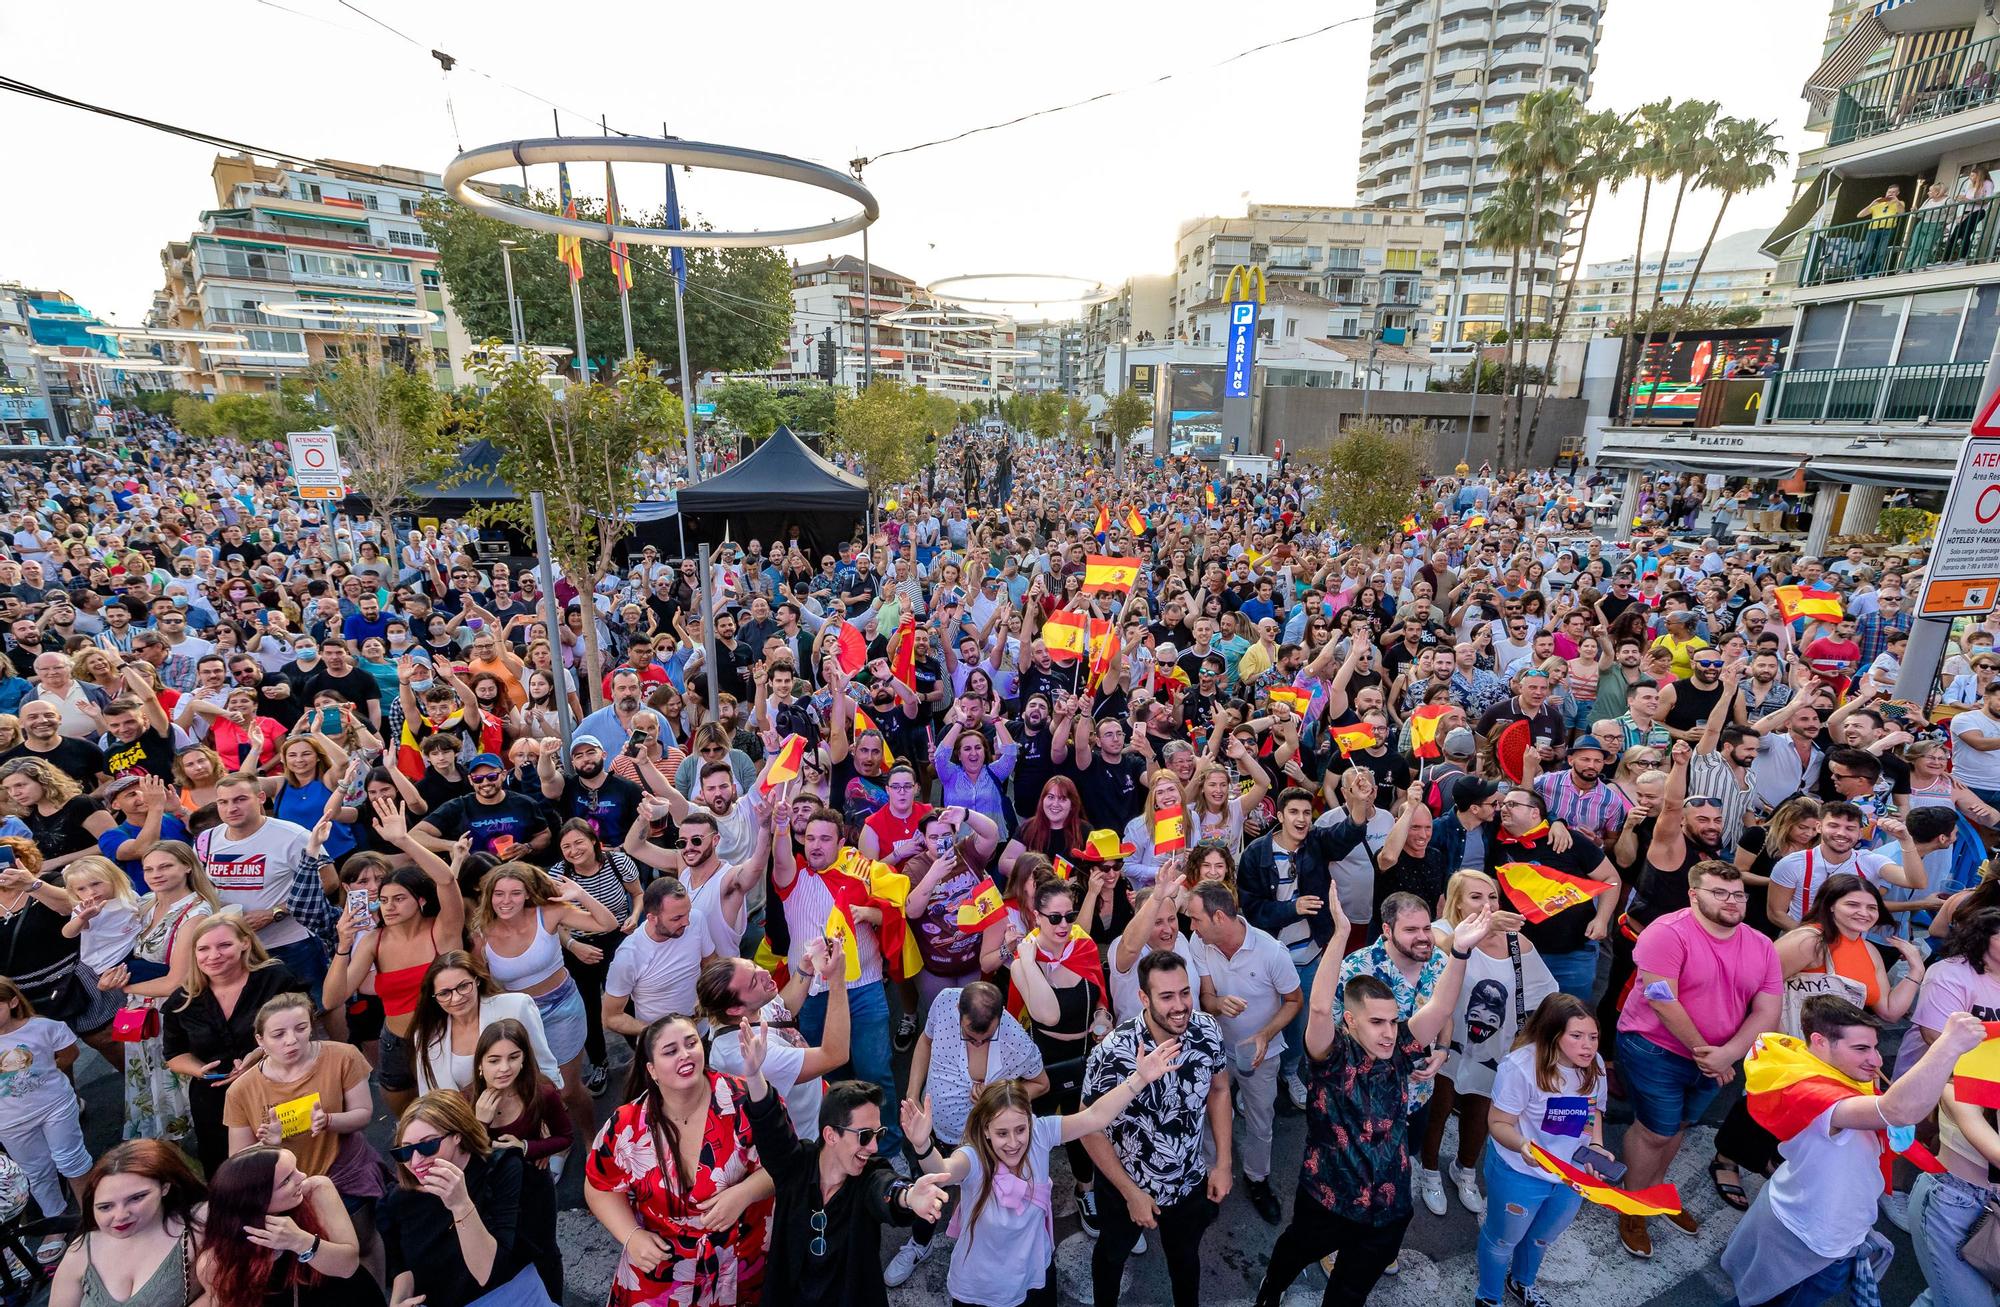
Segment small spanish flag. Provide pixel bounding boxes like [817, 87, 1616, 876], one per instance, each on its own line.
[1401, 516, 1419, 534]
[1495, 862, 1611, 922]
[1525, 1144, 1682, 1218]
[1955, 1022, 2000, 1110]
[1465, 513, 1488, 529]
[1153, 804, 1188, 855]
[853, 706, 896, 765]
[1052, 855, 1076, 881]
[1268, 685, 1310, 715]
[761, 734, 806, 792]
[1124, 507, 1147, 536]
[1043, 610, 1090, 662]
[1409, 703, 1453, 759]
[1773, 585, 1845, 624]
[1093, 505, 1110, 538]
[1331, 722, 1378, 756]
[890, 613, 916, 686]
[1157, 664, 1191, 693]
[1083, 555, 1143, 594]
[956, 878, 1007, 934]
[1087, 618, 1117, 691]
[1204, 484, 1218, 509]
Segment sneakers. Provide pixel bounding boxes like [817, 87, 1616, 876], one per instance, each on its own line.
[1417, 1167, 1448, 1216]
[582, 1060, 609, 1096]
[1618, 1214, 1653, 1259]
[1450, 1161, 1486, 1215]
[1245, 1176, 1283, 1224]
[1077, 1187, 1100, 1238]
[1664, 1208, 1698, 1236]
[892, 1012, 919, 1053]
[883, 1237, 931, 1288]
[1285, 1070, 1307, 1110]
[1507, 1277, 1553, 1307]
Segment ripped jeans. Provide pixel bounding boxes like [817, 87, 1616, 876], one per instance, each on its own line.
[1476, 1142, 1585, 1301]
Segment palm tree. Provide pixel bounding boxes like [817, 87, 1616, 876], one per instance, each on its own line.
[1620, 100, 1677, 420]
[1523, 107, 1636, 458]
[1633, 100, 1721, 423]
[1477, 179, 1546, 467]
[1494, 90, 1586, 465]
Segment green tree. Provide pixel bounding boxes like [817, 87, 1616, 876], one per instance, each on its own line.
[1621, 100, 1679, 369]
[1630, 100, 1721, 425]
[781, 386, 840, 435]
[1027, 391, 1065, 444]
[1062, 395, 1090, 443]
[1429, 359, 1551, 393]
[174, 382, 319, 442]
[476, 356, 676, 703]
[419, 195, 793, 382]
[314, 334, 451, 544]
[921, 391, 959, 442]
[710, 378, 786, 440]
[1475, 180, 1563, 467]
[830, 380, 938, 499]
[1307, 419, 1429, 543]
[1102, 388, 1151, 452]
[957, 401, 985, 430]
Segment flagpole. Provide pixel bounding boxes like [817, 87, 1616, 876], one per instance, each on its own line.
[664, 119, 718, 716]
[604, 115, 635, 364]
[553, 111, 589, 383]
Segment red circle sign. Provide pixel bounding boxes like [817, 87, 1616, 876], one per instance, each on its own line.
[1978, 484, 2000, 525]
[302, 449, 326, 468]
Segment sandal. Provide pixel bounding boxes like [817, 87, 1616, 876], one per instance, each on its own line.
[1708, 1157, 1749, 1211]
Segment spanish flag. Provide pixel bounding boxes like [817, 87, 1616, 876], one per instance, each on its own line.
[956, 877, 1007, 934]
[1268, 685, 1309, 715]
[1525, 1144, 1682, 1217]
[1495, 862, 1611, 922]
[1007, 925, 1105, 1023]
[1124, 507, 1147, 536]
[604, 161, 633, 292]
[1083, 555, 1143, 594]
[1954, 1022, 2000, 1110]
[1331, 722, 1378, 756]
[1401, 516, 1419, 534]
[1086, 618, 1117, 691]
[1204, 484, 1218, 509]
[760, 734, 806, 793]
[1747, 1031, 1945, 1190]
[1409, 703, 1453, 759]
[1465, 513, 1488, 529]
[890, 613, 916, 687]
[1153, 804, 1188, 855]
[1052, 855, 1075, 881]
[822, 848, 923, 982]
[853, 706, 895, 765]
[1773, 585, 1845, 624]
[1093, 505, 1110, 539]
[1043, 610, 1090, 662]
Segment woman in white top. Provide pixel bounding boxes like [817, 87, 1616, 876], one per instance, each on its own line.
[406, 950, 561, 1098]
[1187, 750, 1270, 858]
[898, 1038, 1179, 1307]
[1948, 163, 1997, 261]
[1476, 993, 1610, 1307]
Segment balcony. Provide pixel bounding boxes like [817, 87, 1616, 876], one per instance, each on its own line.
[1830, 33, 2000, 147]
[1766, 361, 1984, 423]
[195, 260, 292, 285]
[1797, 195, 2000, 288]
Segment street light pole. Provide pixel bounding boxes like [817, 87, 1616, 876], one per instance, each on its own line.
[497, 240, 524, 351]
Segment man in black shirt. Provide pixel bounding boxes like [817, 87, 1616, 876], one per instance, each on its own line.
[1179, 656, 1227, 736]
[1486, 786, 1616, 999]
[99, 668, 176, 782]
[228, 652, 302, 731]
[301, 638, 382, 730]
[536, 736, 645, 846]
[705, 610, 755, 704]
[1071, 705, 1147, 832]
[1, 699, 107, 784]
[1010, 692, 1066, 821]
[414, 752, 551, 860]
[1597, 571, 1641, 626]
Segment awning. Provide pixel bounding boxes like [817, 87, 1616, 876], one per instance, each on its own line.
[254, 203, 373, 230]
[1760, 174, 1836, 259]
[1807, 12, 1889, 112]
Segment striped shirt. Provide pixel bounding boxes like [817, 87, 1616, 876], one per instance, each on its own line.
[1687, 751, 1756, 852]
[1533, 770, 1631, 844]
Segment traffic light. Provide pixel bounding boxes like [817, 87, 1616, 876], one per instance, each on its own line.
[817, 337, 836, 380]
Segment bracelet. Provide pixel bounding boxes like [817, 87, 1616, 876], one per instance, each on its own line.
[336, 950, 352, 958]
[1450, 946, 1473, 960]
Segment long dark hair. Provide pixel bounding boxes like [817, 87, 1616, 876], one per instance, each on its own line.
[470, 1017, 554, 1129]
[1942, 908, 2000, 975]
[1803, 872, 1887, 952]
[73, 1139, 205, 1238]
[1015, 776, 1087, 860]
[625, 1013, 708, 1198]
[201, 1149, 329, 1307]
[408, 950, 498, 1088]
[1514, 992, 1602, 1098]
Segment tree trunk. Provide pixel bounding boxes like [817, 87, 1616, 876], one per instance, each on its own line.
[1501, 244, 1523, 467]
[1513, 175, 1548, 466]
[1625, 176, 1654, 425]
[1524, 186, 1600, 460]
[1653, 193, 1736, 396]
[1635, 176, 1692, 426]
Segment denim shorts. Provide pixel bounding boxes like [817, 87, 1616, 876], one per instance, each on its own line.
[377, 1025, 415, 1093]
[1616, 1029, 1722, 1137]
[532, 975, 587, 1067]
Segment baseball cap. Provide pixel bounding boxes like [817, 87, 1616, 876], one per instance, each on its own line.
[1453, 776, 1501, 809]
[569, 734, 605, 756]
[467, 753, 505, 775]
[103, 775, 142, 798]
[1442, 727, 1477, 759]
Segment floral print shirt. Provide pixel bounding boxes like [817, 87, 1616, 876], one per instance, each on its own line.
[1298, 1024, 1426, 1227]
[1336, 940, 1446, 1111]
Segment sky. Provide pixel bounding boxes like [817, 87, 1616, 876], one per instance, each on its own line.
[1, 0, 1831, 325]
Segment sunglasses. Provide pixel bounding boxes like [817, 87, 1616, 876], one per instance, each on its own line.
[390, 1136, 445, 1164]
[810, 1207, 829, 1257]
[1685, 796, 1724, 809]
[831, 1123, 892, 1147]
[1042, 909, 1080, 925]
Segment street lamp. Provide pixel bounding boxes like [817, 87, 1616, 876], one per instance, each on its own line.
[497, 241, 525, 350]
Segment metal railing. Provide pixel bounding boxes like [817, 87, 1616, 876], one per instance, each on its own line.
[1798, 194, 2000, 287]
[1766, 360, 1985, 423]
[1830, 33, 2000, 146]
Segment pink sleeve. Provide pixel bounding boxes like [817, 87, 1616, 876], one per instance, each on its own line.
[1754, 936, 1783, 996]
[1913, 966, 1965, 1032]
[1631, 916, 1687, 979]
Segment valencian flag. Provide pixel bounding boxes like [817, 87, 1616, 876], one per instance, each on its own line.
[831, 621, 868, 676]
[1409, 703, 1454, 759]
[1043, 610, 1090, 662]
[1007, 924, 1105, 1022]
[956, 878, 1007, 934]
[1525, 1144, 1682, 1217]
[1953, 1021, 2000, 1110]
[1153, 804, 1189, 855]
[890, 614, 916, 687]
[1774, 585, 1845, 624]
[1083, 555, 1142, 594]
[821, 848, 923, 982]
[1124, 507, 1147, 536]
[760, 734, 805, 793]
[1747, 1031, 1945, 1190]
[1268, 685, 1309, 715]
[853, 705, 895, 765]
[604, 162, 632, 292]
[556, 162, 584, 282]
[1496, 862, 1612, 922]
[1093, 505, 1110, 540]
[1331, 722, 1378, 756]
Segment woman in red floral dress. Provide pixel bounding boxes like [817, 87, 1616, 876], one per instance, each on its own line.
[584, 1014, 775, 1307]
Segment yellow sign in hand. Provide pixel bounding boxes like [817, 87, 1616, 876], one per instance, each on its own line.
[272, 1091, 320, 1137]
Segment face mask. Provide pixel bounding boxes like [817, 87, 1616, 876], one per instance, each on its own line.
[295, 648, 317, 664]
[410, 678, 434, 693]
[171, 595, 189, 608]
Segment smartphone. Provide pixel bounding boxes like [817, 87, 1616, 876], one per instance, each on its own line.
[201, 1069, 232, 1081]
[318, 707, 343, 733]
[344, 887, 375, 928]
[0, 848, 15, 870]
[1577, 1144, 1626, 1183]
[1882, 702, 1910, 722]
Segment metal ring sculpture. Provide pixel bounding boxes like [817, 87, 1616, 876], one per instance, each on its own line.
[260, 302, 438, 326]
[880, 306, 1009, 329]
[442, 136, 878, 249]
[924, 273, 1112, 305]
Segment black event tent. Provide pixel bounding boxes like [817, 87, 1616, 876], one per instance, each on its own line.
[675, 425, 869, 556]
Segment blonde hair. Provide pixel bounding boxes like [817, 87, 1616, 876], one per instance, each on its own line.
[173, 745, 228, 789]
[278, 735, 339, 783]
[473, 862, 564, 934]
[62, 856, 141, 912]
[136, 841, 222, 911]
[0, 757, 79, 809]
[1441, 869, 1500, 927]
[175, 916, 278, 1008]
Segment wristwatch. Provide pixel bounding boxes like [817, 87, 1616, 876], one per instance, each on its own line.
[1450, 945, 1473, 960]
[299, 1234, 321, 1264]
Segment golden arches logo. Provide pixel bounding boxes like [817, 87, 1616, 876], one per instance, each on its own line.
[1223, 264, 1266, 306]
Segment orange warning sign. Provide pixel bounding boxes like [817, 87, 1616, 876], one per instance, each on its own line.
[1921, 578, 1999, 616]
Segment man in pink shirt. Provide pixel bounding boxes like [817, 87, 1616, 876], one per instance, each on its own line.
[1614, 860, 1781, 1259]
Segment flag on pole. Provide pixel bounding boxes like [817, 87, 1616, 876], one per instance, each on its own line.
[1773, 585, 1845, 624]
[1495, 862, 1612, 922]
[1331, 722, 1378, 756]
[1042, 611, 1090, 662]
[1524, 1144, 1682, 1217]
[556, 162, 584, 282]
[1401, 515, 1419, 534]
[1465, 513, 1488, 529]
[890, 614, 916, 687]
[1052, 855, 1076, 881]
[662, 150, 689, 295]
[1204, 484, 1218, 509]
[1086, 618, 1117, 692]
[604, 162, 633, 292]
[956, 878, 1007, 934]
[1153, 804, 1188, 855]
[760, 734, 806, 792]
[1093, 505, 1110, 540]
[1083, 555, 1142, 594]
[1409, 704, 1454, 759]
[1124, 507, 1147, 536]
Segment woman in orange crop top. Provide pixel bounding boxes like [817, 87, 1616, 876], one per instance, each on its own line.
[322, 796, 466, 1115]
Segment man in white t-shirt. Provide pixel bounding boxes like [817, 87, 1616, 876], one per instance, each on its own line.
[1952, 679, 2000, 806]
[1186, 881, 1302, 1225]
[1765, 803, 1928, 931]
[201, 774, 330, 989]
[1722, 999, 1982, 1307]
[602, 878, 713, 1038]
[1110, 879, 1204, 1024]
[704, 941, 848, 1138]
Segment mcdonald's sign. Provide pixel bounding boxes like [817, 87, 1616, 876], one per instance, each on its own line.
[1223, 264, 1264, 399]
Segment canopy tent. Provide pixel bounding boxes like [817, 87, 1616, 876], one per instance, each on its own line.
[675, 425, 869, 556]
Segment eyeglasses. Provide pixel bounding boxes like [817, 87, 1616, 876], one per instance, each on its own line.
[1697, 887, 1749, 903]
[389, 1136, 445, 1164]
[433, 979, 477, 1002]
[831, 1123, 892, 1147]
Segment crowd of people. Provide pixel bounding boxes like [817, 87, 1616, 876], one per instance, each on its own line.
[0, 420, 1989, 1307]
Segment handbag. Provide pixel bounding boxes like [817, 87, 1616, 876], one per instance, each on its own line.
[108, 1006, 159, 1043]
[1956, 1185, 2000, 1286]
